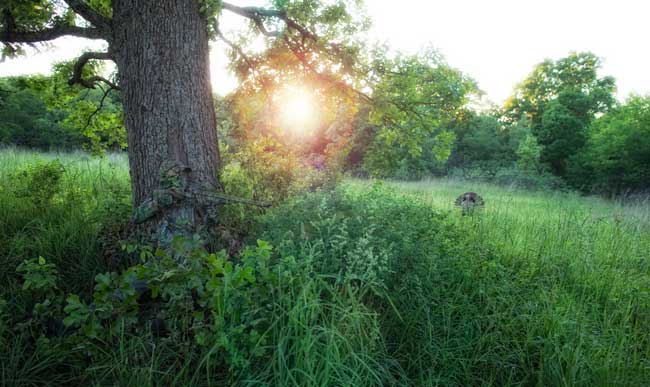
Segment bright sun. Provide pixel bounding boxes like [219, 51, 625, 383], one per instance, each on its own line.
[277, 87, 318, 134]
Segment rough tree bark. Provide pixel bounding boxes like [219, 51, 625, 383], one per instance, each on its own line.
[111, 0, 223, 242]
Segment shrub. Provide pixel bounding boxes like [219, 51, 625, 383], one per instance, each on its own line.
[449, 165, 566, 191]
[219, 136, 340, 237]
[3, 232, 403, 386]
[8, 160, 65, 205]
[16, 256, 59, 294]
[0, 154, 130, 297]
[492, 166, 567, 190]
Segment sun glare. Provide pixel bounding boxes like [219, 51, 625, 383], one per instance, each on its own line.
[277, 87, 319, 134]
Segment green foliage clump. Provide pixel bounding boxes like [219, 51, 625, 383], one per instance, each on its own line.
[221, 137, 300, 205]
[516, 131, 543, 173]
[258, 182, 454, 285]
[4, 237, 279, 383]
[257, 183, 466, 383]
[359, 48, 478, 179]
[8, 159, 65, 205]
[219, 134, 342, 237]
[16, 256, 59, 294]
[58, 238, 276, 375]
[0, 74, 125, 153]
[0, 150, 131, 298]
[219, 137, 304, 235]
[0, 78, 82, 149]
[570, 95, 650, 194]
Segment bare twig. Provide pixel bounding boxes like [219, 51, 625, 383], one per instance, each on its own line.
[82, 84, 113, 132]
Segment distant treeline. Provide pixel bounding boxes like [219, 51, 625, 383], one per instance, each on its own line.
[343, 52, 649, 195]
[0, 65, 125, 153]
[1, 52, 648, 195]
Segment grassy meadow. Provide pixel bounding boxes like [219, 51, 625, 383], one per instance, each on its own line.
[1, 148, 650, 386]
[0, 149, 130, 293]
[377, 178, 650, 268]
[358, 179, 650, 385]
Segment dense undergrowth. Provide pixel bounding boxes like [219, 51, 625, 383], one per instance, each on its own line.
[1, 149, 649, 386]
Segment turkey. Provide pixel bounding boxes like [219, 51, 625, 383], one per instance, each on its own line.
[454, 192, 484, 215]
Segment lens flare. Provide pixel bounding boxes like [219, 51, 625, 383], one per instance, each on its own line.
[277, 87, 319, 134]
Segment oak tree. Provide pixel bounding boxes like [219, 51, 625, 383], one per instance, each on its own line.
[1, 0, 361, 243]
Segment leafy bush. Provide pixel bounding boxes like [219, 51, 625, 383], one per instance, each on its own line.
[16, 256, 59, 294]
[221, 137, 299, 205]
[569, 95, 650, 194]
[8, 160, 65, 205]
[58, 238, 276, 376]
[219, 136, 340, 237]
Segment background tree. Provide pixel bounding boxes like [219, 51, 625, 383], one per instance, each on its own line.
[516, 131, 543, 174]
[571, 95, 650, 193]
[0, 71, 125, 151]
[537, 92, 587, 175]
[0, 76, 72, 148]
[448, 113, 514, 176]
[359, 49, 479, 178]
[503, 52, 616, 176]
[503, 52, 616, 127]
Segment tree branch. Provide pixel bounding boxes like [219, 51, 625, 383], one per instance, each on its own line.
[68, 51, 120, 90]
[221, 3, 285, 19]
[84, 75, 120, 90]
[2, 24, 104, 44]
[282, 37, 370, 103]
[221, 2, 317, 40]
[221, 3, 282, 37]
[221, 2, 368, 105]
[216, 27, 255, 73]
[82, 84, 112, 132]
[62, 0, 112, 33]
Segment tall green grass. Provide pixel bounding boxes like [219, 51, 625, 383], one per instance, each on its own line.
[2, 149, 650, 386]
[350, 178, 650, 385]
[0, 147, 130, 295]
[373, 178, 650, 276]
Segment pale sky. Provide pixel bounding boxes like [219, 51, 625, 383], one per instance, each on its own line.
[1, 0, 649, 104]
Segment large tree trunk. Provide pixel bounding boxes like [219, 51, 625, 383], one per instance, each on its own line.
[111, 0, 222, 242]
